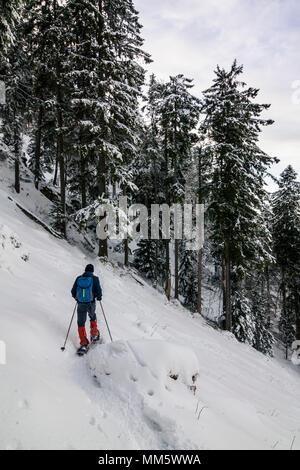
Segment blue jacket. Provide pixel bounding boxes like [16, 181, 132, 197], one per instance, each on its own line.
[71, 272, 102, 302]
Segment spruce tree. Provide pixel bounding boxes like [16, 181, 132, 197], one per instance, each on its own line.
[178, 244, 198, 310]
[272, 165, 300, 357]
[22, 0, 59, 189]
[279, 299, 295, 359]
[64, 0, 150, 256]
[62, 0, 105, 209]
[201, 60, 277, 344]
[249, 271, 274, 356]
[133, 75, 164, 284]
[157, 74, 200, 299]
[22, 0, 69, 234]
[177, 146, 210, 314]
[132, 134, 165, 283]
[195, 146, 211, 314]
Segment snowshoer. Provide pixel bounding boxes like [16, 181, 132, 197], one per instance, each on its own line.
[71, 264, 102, 354]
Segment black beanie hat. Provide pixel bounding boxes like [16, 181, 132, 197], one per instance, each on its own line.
[85, 264, 94, 273]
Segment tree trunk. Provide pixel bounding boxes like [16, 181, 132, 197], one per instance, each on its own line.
[56, 71, 66, 236]
[197, 247, 203, 314]
[97, 147, 108, 258]
[34, 105, 43, 190]
[14, 122, 20, 193]
[225, 243, 232, 331]
[53, 0, 58, 192]
[80, 149, 87, 208]
[197, 151, 203, 315]
[122, 186, 128, 267]
[294, 282, 300, 341]
[281, 269, 288, 359]
[153, 240, 158, 287]
[56, 93, 66, 236]
[222, 255, 226, 327]
[174, 239, 179, 299]
[153, 141, 159, 289]
[14, 154, 20, 193]
[265, 266, 271, 315]
[96, 0, 107, 258]
[57, 107, 66, 237]
[165, 239, 171, 300]
[53, 146, 59, 186]
[54, 0, 66, 237]
[124, 239, 129, 267]
[164, 141, 171, 301]
[296, 316, 300, 341]
[98, 237, 108, 258]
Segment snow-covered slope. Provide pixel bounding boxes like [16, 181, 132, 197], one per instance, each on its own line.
[0, 162, 300, 450]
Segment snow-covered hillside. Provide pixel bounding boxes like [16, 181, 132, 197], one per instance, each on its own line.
[0, 162, 300, 450]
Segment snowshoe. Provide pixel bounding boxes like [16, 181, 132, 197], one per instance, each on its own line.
[77, 342, 90, 356]
[91, 330, 100, 343]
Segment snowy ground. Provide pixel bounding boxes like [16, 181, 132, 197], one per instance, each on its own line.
[0, 161, 300, 450]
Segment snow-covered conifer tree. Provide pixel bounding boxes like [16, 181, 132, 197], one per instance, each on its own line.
[64, 0, 150, 255]
[157, 74, 200, 299]
[272, 165, 300, 356]
[133, 76, 164, 283]
[201, 60, 277, 344]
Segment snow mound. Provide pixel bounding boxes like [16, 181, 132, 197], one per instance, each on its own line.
[89, 339, 199, 387]
[0, 224, 30, 270]
[88, 340, 200, 449]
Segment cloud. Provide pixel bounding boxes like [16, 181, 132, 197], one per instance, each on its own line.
[135, 0, 300, 184]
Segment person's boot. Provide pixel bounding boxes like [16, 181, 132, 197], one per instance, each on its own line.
[77, 327, 89, 355]
[78, 327, 89, 345]
[90, 321, 100, 343]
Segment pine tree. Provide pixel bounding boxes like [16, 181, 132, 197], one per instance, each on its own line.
[132, 75, 164, 284]
[177, 145, 210, 314]
[22, 0, 59, 189]
[201, 60, 277, 344]
[64, 0, 150, 255]
[195, 146, 211, 314]
[62, 0, 105, 209]
[22, 0, 70, 234]
[248, 271, 274, 356]
[157, 74, 200, 299]
[178, 244, 198, 310]
[133, 226, 164, 284]
[272, 165, 300, 357]
[231, 289, 255, 345]
[279, 298, 295, 359]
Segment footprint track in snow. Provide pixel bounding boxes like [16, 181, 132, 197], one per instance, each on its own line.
[18, 399, 30, 410]
[130, 375, 138, 382]
[89, 417, 96, 426]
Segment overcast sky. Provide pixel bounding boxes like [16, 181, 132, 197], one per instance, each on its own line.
[135, 0, 300, 188]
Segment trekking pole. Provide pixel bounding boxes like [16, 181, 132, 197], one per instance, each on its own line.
[99, 301, 113, 342]
[61, 303, 77, 351]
